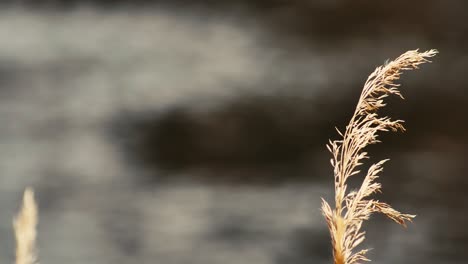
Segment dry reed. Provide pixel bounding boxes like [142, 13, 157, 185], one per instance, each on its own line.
[13, 188, 38, 264]
[321, 49, 437, 264]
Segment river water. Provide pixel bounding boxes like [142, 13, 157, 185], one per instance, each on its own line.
[0, 5, 466, 264]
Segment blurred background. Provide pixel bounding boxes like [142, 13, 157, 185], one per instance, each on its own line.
[0, 1, 466, 263]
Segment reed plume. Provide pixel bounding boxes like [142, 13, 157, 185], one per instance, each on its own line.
[321, 49, 437, 264]
[13, 188, 38, 264]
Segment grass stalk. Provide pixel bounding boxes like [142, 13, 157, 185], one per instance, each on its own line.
[321, 49, 437, 264]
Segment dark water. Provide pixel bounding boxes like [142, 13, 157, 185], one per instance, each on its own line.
[0, 2, 466, 264]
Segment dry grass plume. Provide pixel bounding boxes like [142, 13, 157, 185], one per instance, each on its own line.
[321, 49, 437, 264]
[13, 188, 38, 264]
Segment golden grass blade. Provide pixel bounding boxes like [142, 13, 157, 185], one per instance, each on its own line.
[13, 188, 38, 264]
[321, 49, 437, 264]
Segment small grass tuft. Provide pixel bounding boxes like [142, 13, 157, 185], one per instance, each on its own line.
[14, 188, 38, 264]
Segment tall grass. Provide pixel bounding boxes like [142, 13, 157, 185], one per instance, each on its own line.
[321, 49, 437, 264]
[8, 50, 437, 264]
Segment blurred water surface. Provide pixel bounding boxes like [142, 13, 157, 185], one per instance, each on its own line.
[0, 2, 466, 264]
